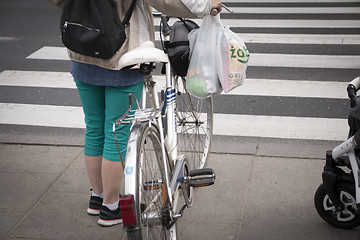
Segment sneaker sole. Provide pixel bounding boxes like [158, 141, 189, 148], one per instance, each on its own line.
[87, 208, 100, 216]
[98, 218, 123, 227]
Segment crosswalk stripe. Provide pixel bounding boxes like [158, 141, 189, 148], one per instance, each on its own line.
[2, 1, 358, 143]
[0, 70, 75, 89]
[27, 47, 68, 60]
[222, 0, 360, 3]
[225, 78, 348, 99]
[0, 37, 16, 41]
[0, 103, 347, 141]
[0, 103, 85, 129]
[249, 54, 360, 69]
[224, 34, 360, 45]
[26, 47, 360, 69]
[220, 7, 360, 14]
[214, 113, 347, 141]
[154, 33, 360, 45]
[0, 70, 349, 99]
[154, 18, 360, 28]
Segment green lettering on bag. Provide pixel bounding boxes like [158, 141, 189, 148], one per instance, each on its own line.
[230, 45, 249, 64]
[237, 48, 244, 58]
[230, 46, 237, 59]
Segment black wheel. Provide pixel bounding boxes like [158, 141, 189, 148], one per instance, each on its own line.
[314, 182, 360, 229]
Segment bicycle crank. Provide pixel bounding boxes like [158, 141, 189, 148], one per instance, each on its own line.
[187, 168, 216, 187]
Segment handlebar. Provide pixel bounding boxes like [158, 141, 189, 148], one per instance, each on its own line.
[211, 3, 234, 15]
[347, 76, 360, 107]
[210, 9, 218, 16]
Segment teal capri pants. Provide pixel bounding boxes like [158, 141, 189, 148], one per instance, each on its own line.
[75, 79, 144, 161]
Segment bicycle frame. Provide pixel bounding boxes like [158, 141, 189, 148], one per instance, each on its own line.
[114, 13, 216, 239]
[115, 60, 191, 236]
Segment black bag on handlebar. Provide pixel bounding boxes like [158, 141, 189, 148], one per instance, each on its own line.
[60, 0, 136, 59]
[165, 19, 199, 77]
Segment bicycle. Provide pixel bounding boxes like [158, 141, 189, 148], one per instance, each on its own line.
[113, 14, 216, 239]
[314, 75, 360, 229]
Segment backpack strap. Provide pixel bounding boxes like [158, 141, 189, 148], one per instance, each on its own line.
[122, 0, 137, 26]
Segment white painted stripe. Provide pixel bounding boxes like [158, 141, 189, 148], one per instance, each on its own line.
[223, 0, 360, 2]
[225, 79, 348, 99]
[238, 33, 360, 45]
[154, 18, 360, 28]
[0, 103, 85, 129]
[27, 46, 69, 60]
[0, 103, 347, 141]
[222, 7, 360, 14]
[153, 76, 349, 99]
[0, 70, 348, 99]
[213, 113, 347, 141]
[249, 53, 360, 69]
[0, 37, 16, 41]
[0, 70, 75, 89]
[155, 32, 360, 45]
[26, 47, 360, 69]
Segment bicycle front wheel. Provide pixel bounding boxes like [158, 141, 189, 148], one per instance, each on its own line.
[125, 123, 174, 240]
[176, 77, 213, 170]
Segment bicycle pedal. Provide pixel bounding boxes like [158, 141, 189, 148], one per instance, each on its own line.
[188, 168, 216, 188]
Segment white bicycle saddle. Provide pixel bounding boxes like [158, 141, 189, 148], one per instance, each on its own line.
[118, 41, 169, 69]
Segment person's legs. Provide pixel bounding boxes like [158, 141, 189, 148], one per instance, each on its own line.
[97, 81, 143, 226]
[75, 79, 106, 214]
[75, 78, 143, 225]
[101, 81, 144, 203]
[85, 156, 103, 195]
[101, 159, 123, 204]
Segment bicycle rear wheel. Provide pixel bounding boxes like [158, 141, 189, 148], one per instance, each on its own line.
[176, 77, 213, 170]
[125, 123, 174, 240]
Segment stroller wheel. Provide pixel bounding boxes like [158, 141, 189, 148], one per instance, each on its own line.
[314, 182, 360, 229]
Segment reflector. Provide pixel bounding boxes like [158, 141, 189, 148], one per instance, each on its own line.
[119, 194, 137, 227]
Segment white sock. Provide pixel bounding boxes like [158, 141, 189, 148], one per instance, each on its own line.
[103, 200, 119, 211]
[91, 191, 103, 198]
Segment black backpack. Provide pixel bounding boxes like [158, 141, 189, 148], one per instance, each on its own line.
[60, 0, 136, 59]
[165, 19, 199, 77]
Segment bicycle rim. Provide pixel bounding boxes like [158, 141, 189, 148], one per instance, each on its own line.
[137, 124, 174, 239]
[176, 77, 213, 170]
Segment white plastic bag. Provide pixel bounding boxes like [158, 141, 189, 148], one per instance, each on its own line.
[217, 27, 250, 93]
[186, 15, 223, 98]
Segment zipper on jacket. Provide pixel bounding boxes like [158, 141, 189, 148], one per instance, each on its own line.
[63, 21, 103, 33]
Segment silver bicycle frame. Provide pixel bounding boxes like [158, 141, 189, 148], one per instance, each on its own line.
[123, 67, 177, 199]
[119, 60, 182, 239]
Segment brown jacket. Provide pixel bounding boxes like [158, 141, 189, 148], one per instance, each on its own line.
[49, 0, 211, 70]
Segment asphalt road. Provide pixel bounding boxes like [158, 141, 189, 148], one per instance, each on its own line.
[0, 0, 360, 147]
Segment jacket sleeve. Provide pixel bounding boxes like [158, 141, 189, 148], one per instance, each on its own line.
[48, 0, 65, 10]
[145, 0, 210, 18]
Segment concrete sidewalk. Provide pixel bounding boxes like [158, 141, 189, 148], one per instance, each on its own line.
[1, 140, 360, 240]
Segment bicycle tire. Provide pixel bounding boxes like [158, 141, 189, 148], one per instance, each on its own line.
[125, 123, 175, 240]
[176, 77, 213, 170]
[314, 182, 360, 229]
